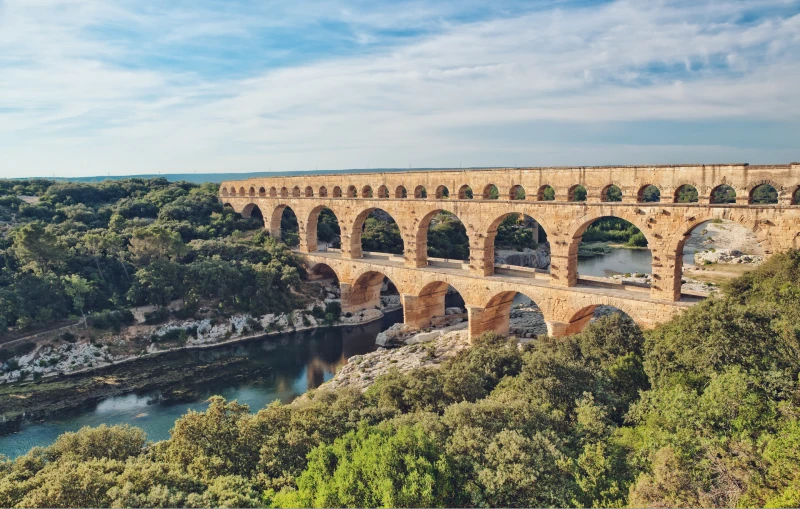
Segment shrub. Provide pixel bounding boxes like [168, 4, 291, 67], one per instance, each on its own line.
[144, 307, 170, 325]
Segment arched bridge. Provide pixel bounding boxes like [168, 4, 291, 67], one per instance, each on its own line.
[221, 163, 800, 338]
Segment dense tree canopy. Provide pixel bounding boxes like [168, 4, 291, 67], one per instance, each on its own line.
[2, 251, 799, 507]
[0, 179, 303, 334]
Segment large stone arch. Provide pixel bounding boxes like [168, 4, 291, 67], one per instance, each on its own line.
[268, 203, 294, 239]
[306, 261, 342, 283]
[341, 268, 405, 315]
[241, 202, 264, 221]
[559, 210, 655, 286]
[305, 204, 345, 253]
[413, 207, 473, 269]
[555, 297, 648, 336]
[348, 206, 406, 260]
[477, 209, 552, 276]
[470, 288, 548, 337]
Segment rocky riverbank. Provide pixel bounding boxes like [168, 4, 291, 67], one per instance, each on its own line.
[0, 285, 401, 385]
[314, 328, 472, 393]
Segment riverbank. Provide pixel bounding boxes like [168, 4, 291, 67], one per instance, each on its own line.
[0, 304, 402, 434]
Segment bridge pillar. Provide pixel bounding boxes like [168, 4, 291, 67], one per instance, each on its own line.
[545, 321, 570, 337]
[467, 302, 511, 341]
[470, 241, 495, 276]
[548, 243, 578, 287]
[649, 248, 682, 301]
[402, 292, 446, 329]
[339, 279, 381, 314]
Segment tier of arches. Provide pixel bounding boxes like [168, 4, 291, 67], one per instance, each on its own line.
[308, 261, 648, 338]
[221, 181, 798, 205]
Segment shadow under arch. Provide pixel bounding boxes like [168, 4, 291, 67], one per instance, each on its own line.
[306, 205, 342, 252]
[241, 203, 264, 220]
[485, 211, 550, 275]
[307, 261, 341, 283]
[474, 289, 547, 338]
[344, 270, 401, 315]
[562, 303, 638, 336]
[268, 203, 299, 246]
[350, 207, 405, 259]
[404, 280, 467, 330]
[416, 208, 471, 266]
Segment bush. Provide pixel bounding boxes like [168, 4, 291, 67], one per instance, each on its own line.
[144, 307, 170, 325]
[60, 331, 77, 343]
[88, 309, 135, 332]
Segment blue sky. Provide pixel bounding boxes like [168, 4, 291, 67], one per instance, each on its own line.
[1, 0, 799, 178]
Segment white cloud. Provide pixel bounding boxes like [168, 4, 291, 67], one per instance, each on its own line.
[1, 0, 799, 177]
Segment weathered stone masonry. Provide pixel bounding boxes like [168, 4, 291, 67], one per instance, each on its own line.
[221, 164, 800, 338]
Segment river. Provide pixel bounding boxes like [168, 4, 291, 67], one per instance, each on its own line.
[577, 223, 712, 277]
[0, 310, 403, 459]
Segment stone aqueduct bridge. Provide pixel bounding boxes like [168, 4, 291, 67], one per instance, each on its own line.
[221, 164, 800, 338]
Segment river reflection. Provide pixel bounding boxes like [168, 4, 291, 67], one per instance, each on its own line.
[0, 309, 402, 459]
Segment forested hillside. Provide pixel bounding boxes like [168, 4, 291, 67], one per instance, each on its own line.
[1, 251, 799, 507]
[0, 179, 303, 335]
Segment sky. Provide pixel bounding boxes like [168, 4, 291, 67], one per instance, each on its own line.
[1, 0, 799, 178]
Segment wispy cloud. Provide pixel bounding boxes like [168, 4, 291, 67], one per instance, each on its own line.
[1, 0, 799, 177]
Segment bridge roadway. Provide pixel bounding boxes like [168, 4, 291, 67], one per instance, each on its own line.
[304, 250, 699, 338]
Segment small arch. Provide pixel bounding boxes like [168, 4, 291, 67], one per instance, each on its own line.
[537, 185, 555, 201]
[638, 185, 660, 203]
[601, 184, 622, 202]
[749, 183, 778, 204]
[674, 184, 698, 203]
[258, 187, 266, 197]
[414, 185, 427, 199]
[793, 187, 800, 205]
[346, 185, 357, 198]
[482, 184, 499, 200]
[248, 186, 256, 197]
[221, 188, 229, 197]
[304, 186, 314, 197]
[458, 185, 474, 199]
[569, 184, 587, 202]
[238, 187, 246, 197]
[319, 186, 328, 197]
[332, 186, 342, 198]
[377, 185, 389, 198]
[435, 185, 450, 199]
[361, 185, 373, 198]
[269, 187, 277, 197]
[292, 186, 301, 197]
[710, 184, 736, 204]
[395, 186, 408, 198]
[280, 187, 289, 198]
[509, 185, 525, 200]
